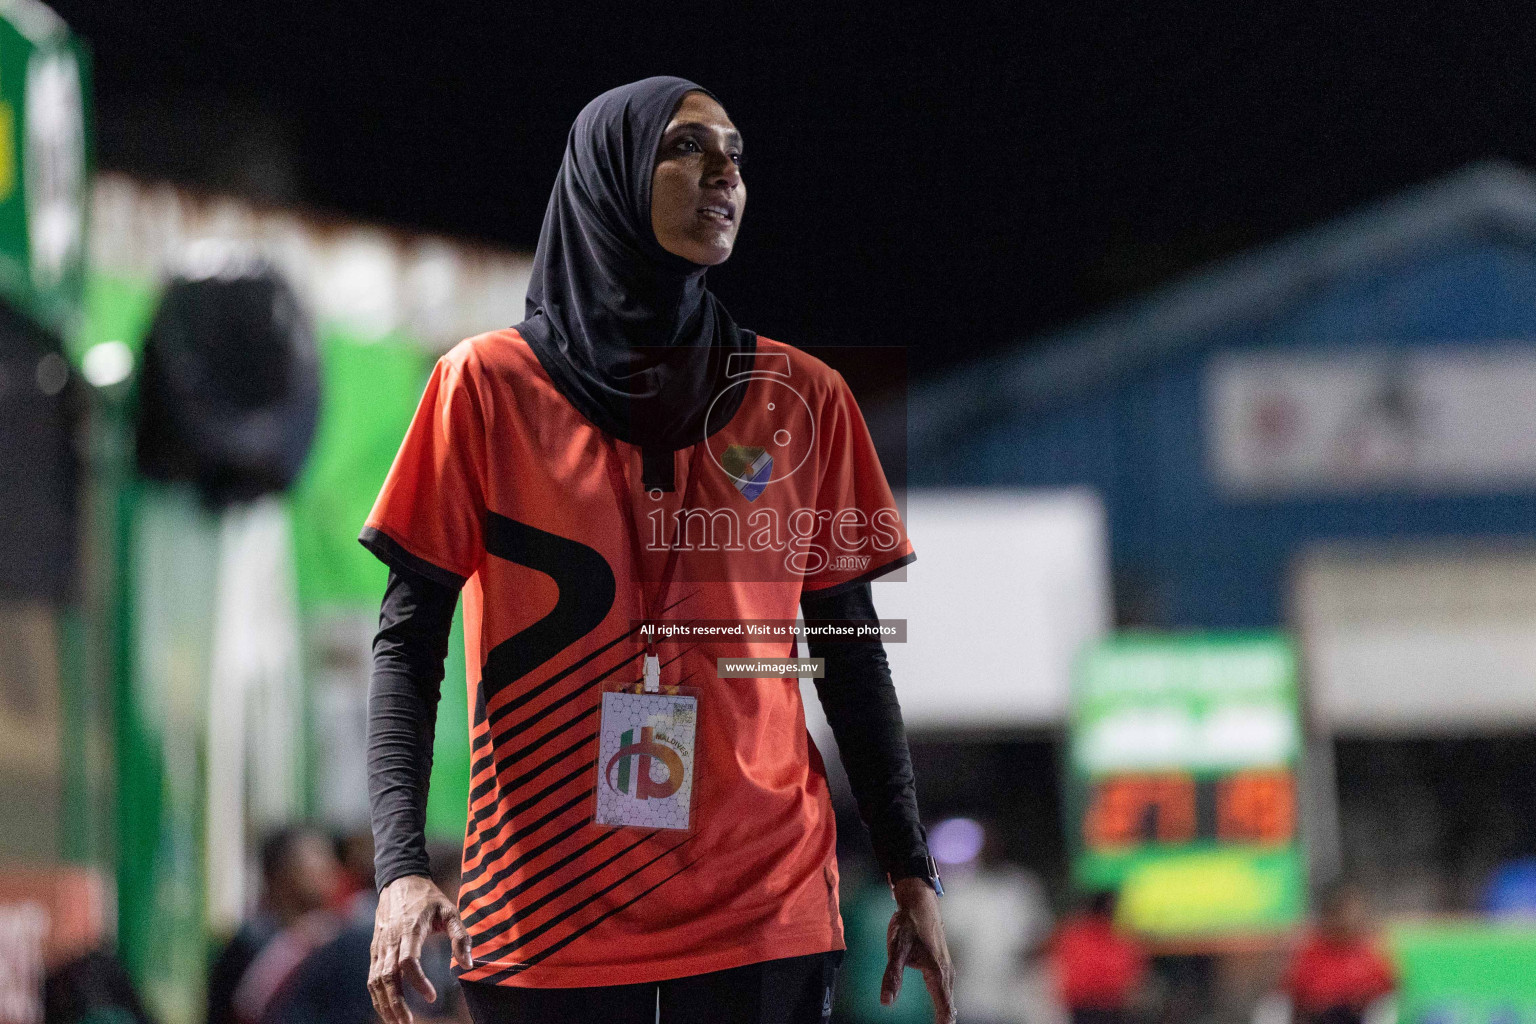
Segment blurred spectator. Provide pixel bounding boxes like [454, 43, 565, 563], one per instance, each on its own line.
[1481, 856, 1536, 918]
[1147, 955, 1209, 1024]
[44, 949, 157, 1024]
[932, 818, 1055, 1024]
[205, 826, 340, 1024]
[1281, 883, 1395, 1024]
[330, 829, 376, 913]
[1048, 890, 1148, 1024]
[263, 841, 466, 1024]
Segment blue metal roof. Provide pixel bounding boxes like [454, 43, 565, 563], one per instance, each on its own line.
[907, 160, 1536, 455]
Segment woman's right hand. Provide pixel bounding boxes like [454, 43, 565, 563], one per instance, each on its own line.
[369, 874, 474, 1024]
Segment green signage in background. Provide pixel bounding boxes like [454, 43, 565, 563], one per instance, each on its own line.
[1390, 922, 1536, 1024]
[287, 329, 471, 841]
[1066, 633, 1306, 938]
[0, 0, 89, 337]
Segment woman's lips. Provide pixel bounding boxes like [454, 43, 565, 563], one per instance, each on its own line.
[697, 203, 734, 224]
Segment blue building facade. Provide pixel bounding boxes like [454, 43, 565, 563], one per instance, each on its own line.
[907, 162, 1536, 628]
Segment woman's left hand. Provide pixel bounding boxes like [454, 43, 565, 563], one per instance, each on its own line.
[882, 876, 956, 1023]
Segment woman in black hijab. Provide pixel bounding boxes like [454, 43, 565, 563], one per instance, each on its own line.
[517, 77, 752, 460]
[363, 77, 953, 1024]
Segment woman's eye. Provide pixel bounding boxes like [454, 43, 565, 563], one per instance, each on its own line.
[677, 138, 701, 153]
[730, 152, 743, 166]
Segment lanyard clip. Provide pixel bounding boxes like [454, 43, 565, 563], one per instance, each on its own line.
[643, 653, 661, 693]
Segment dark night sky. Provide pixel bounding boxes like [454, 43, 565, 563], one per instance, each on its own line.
[46, 1, 1536, 379]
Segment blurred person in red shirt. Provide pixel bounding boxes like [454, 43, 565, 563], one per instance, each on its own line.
[1049, 890, 1147, 1024]
[1282, 883, 1395, 1024]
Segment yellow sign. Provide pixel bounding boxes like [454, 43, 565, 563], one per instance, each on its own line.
[0, 101, 16, 203]
[1120, 851, 1286, 936]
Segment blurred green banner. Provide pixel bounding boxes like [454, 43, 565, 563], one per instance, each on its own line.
[0, 1, 89, 336]
[91, 271, 472, 1020]
[287, 326, 470, 839]
[1066, 632, 1306, 937]
[1392, 922, 1536, 1023]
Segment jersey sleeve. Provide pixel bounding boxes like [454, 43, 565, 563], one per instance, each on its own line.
[359, 350, 488, 589]
[799, 370, 915, 597]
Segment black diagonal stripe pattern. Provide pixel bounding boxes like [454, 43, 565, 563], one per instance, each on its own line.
[661, 644, 697, 670]
[458, 758, 594, 884]
[483, 626, 641, 733]
[467, 852, 703, 984]
[463, 730, 596, 839]
[451, 733, 589, 878]
[458, 756, 596, 898]
[459, 653, 641, 879]
[459, 658, 633, 864]
[473, 706, 599, 786]
[461, 635, 704, 879]
[469, 589, 701, 783]
[457, 790, 594, 907]
[469, 706, 601, 809]
[477, 587, 698, 735]
[462, 828, 634, 929]
[469, 649, 637, 802]
[470, 652, 628, 783]
[464, 828, 656, 938]
[469, 835, 696, 970]
[465, 706, 599, 819]
[455, 585, 707, 941]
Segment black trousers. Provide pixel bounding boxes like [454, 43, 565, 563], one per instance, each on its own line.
[461, 951, 844, 1024]
[1070, 1012, 1136, 1024]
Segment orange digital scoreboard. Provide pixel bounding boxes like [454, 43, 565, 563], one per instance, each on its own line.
[1067, 634, 1306, 937]
[1082, 768, 1297, 850]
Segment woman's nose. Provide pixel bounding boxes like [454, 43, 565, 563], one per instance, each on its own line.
[702, 152, 741, 189]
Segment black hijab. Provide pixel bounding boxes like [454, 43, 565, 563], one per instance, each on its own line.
[516, 76, 755, 471]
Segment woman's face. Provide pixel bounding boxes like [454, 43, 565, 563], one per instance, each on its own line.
[650, 91, 744, 266]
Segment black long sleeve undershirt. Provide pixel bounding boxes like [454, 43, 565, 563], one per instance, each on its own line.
[367, 566, 929, 891]
[801, 583, 930, 879]
[367, 566, 457, 890]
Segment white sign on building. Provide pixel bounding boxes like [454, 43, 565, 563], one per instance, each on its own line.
[1208, 346, 1536, 495]
[801, 488, 1112, 731]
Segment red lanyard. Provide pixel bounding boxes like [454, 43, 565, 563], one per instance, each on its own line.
[602, 437, 704, 686]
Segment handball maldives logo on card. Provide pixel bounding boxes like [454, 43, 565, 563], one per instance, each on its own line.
[606, 725, 685, 800]
[596, 692, 697, 829]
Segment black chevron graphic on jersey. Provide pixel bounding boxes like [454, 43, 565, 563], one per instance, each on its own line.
[477, 511, 616, 724]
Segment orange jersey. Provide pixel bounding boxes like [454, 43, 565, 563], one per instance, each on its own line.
[361, 328, 914, 987]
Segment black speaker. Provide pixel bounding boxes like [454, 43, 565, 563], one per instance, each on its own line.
[135, 261, 320, 508]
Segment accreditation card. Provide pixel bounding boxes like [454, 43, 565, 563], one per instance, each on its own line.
[594, 683, 699, 831]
